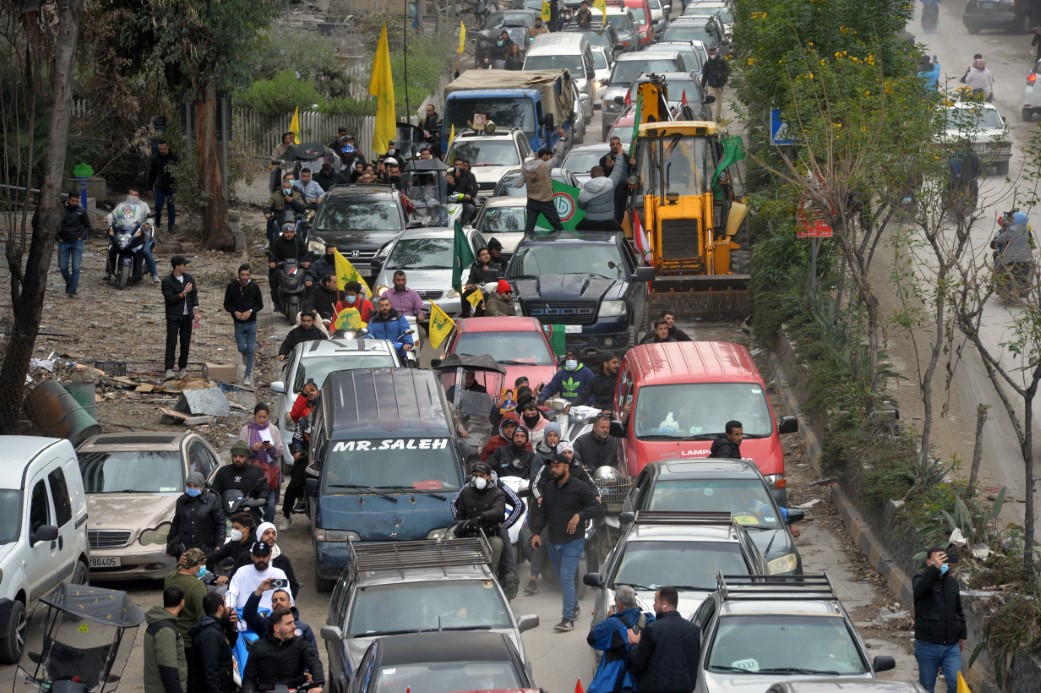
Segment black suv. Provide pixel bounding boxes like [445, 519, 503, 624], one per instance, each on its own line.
[309, 185, 408, 280]
[505, 231, 654, 351]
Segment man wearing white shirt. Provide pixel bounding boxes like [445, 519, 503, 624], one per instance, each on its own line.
[226, 541, 290, 612]
[104, 186, 159, 283]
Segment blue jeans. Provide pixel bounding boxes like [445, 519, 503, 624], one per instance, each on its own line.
[546, 538, 584, 621]
[141, 236, 158, 278]
[57, 238, 84, 294]
[915, 640, 961, 693]
[235, 321, 258, 376]
[155, 187, 176, 231]
[263, 486, 280, 524]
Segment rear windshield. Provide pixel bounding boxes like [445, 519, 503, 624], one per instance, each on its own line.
[525, 54, 585, 76]
[611, 58, 681, 84]
[606, 14, 633, 32]
[322, 439, 461, 492]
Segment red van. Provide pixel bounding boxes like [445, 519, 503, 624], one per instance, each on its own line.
[613, 341, 799, 505]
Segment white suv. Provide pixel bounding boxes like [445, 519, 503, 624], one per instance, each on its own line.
[0, 437, 90, 663]
[446, 129, 533, 202]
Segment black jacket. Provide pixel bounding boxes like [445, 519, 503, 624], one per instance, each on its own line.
[573, 432, 620, 471]
[149, 151, 179, 190]
[640, 334, 678, 345]
[530, 472, 602, 544]
[210, 463, 269, 503]
[269, 234, 309, 264]
[628, 611, 701, 693]
[242, 592, 317, 651]
[304, 284, 344, 321]
[279, 324, 327, 357]
[223, 279, 263, 324]
[709, 436, 741, 459]
[449, 169, 479, 199]
[912, 566, 967, 645]
[668, 325, 692, 342]
[241, 633, 324, 693]
[577, 370, 617, 409]
[701, 56, 729, 89]
[57, 204, 92, 243]
[490, 444, 536, 479]
[188, 615, 236, 693]
[314, 170, 347, 192]
[167, 490, 225, 556]
[452, 484, 507, 531]
[307, 253, 337, 284]
[161, 272, 200, 322]
[468, 263, 500, 286]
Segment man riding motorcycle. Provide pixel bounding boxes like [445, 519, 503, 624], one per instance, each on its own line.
[267, 224, 311, 306]
[451, 462, 522, 597]
[104, 186, 159, 283]
[264, 174, 307, 246]
[211, 440, 270, 521]
[241, 608, 324, 693]
[367, 295, 415, 360]
[992, 211, 1035, 301]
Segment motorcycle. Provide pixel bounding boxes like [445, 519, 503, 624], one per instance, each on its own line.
[268, 256, 309, 320]
[991, 211, 1036, 302]
[222, 488, 267, 526]
[450, 522, 519, 599]
[231, 605, 269, 688]
[921, 1, 938, 31]
[108, 216, 155, 289]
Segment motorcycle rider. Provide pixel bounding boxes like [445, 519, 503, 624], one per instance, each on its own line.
[292, 167, 325, 207]
[305, 241, 338, 287]
[452, 461, 508, 568]
[368, 295, 415, 358]
[538, 349, 595, 406]
[573, 414, 621, 473]
[947, 144, 981, 213]
[490, 425, 536, 479]
[167, 472, 225, 557]
[267, 223, 311, 306]
[304, 274, 345, 325]
[576, 351, 620, 411]
[105, 185, 159, 283]
[314, 161, 347, 192]
[481, 413, 521, 461]
[278, 310, 327, 361]
[206, 511, 256, 579]
[240, 608, 323, 693]
[210, 441, 270, 518]
[340, 281, 375, 325]
[992, 211, 1035, 300]
[533, 422, 562, 469]
[263, 174, 306, 246]
[243, 580, 317, 652]
[385, 270, 426, 321]
[960, 54, 994, 100]
[447, 156, 479, 225]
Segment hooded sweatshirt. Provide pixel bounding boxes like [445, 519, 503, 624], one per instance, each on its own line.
[490, 429, 536, 478]
[962, 60, 994, 96]
[578, 156, 627, 221]
[995, 212, 1034, 264]
[252, 522, 300, 598]
[481, 413, 521, 461]
[144, 605, 187, 693]
[539, 362, 596, 404]
[519, 139, 568, 202]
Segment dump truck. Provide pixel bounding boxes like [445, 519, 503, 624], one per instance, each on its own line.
[627, 74, 750, 317]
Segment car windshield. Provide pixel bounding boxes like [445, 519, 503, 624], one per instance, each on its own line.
[609, 120, 635, 145]
[444, 98, 536, 136]
[945, 106, 1004, 131]
[295, 355, 398, 391]
[478, 205, 527, 232]
[647, 479, 783, 529]
[663, 24, 716, 45]
[0, 490, 22, 544]
[592, 49, 609, 69]
[322, 439, 461, 492]
[79, 451, 183, 493]
[634, 383, 773, 438]
[636, 133, 712, 195]
[630, 7, 646, 23]
[564, 149, 607, 177]
[612, 540, 750, 591]
[707, 615, 869, 675]
[612, 58, 680, 84]
[508, 244, 627, 279]
[654, 77, 700, 100]
[488, 11, 535, 27]
[456, 331, 556, 365]
[315, 200, 403, 232]
[448, 141, 523, 168]
[525, 54, 585, 75]
[375, 661, 523, 693]
[606, 15, 633, 32]
[348, 581, 513, 636]
[386, 238, 454, 270]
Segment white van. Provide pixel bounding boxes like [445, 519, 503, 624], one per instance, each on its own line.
[0, 437, 90, 663]
[523, 33, 596, 121]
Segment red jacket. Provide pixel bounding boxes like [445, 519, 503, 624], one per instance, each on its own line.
[480, 413, 522, 462]
[290, 394, 313, 423]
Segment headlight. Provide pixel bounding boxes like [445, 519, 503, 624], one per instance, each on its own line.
[139, 522, 172, 546]
[307, 238, 326, 255]
[766, 552, 798, 575]
[314, 529, 361, 541]
[116, 236, 131, 249]
[373, 284, 390, 297]
[446, 288, 460, 298]
[598, 300, 627, 317]
[427, 527, 453, 540]
[764, 473, 787, 489]
[605, 101, 620, 112]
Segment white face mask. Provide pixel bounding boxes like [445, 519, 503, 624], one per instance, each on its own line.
[127, 195, 140, 205]
[473, 476, 488, 490]
[230, 529, 243, 542]
[565, 359, 578, 370]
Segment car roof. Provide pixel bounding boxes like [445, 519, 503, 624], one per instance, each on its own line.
[516, 231, 620, 246]
[480, 197, 528, 209]
[566, 144, 611, 154]
[376, 631, 515, 665]
[356, 568, 496, 587]
[617, 50, 679, 61]
[297, 338, 397, 358]
[325, 185, 398, 200]
[0, 437, 68, 489]
[650, 458, 766, 479]
[321, 368, 451, 436]
[629, 521, 744, 542]
[624, 341, 761, 384]
[78, 432, 190, 452]
[456, 316, 545, 333]
[719, 598, 846, 617]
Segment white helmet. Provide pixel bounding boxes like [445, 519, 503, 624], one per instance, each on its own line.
[593, 466, 619, 483]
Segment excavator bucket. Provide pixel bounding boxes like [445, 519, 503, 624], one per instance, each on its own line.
[649, 274, 751, 319]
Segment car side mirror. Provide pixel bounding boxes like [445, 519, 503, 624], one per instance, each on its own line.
[872, 656, 896, 673]
[634, 266, 655, 282]
[778, 415, 799, 434]
[543, 113, 555, 129]
[370, 258, 383, 269]
[619, 511, 635, 525]
[583, 572, 604, 587]
[320, 625, 343, 642]
[614, 95, 625, 105]
[586, 68, 595, 79]
[270, 381, 286, 394]
[785, 509, 805, 523]
[32, 525, 59, 544]
[517, 614, 540, 632]
[610, 420, 626, 438]
[305, 478, 319, 498]
[430, 358, 443, 369]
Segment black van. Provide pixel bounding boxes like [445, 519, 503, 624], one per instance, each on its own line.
[306, 368, 464, 591]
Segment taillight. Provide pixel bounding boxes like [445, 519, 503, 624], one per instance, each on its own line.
[1029, 72, 1037, 86]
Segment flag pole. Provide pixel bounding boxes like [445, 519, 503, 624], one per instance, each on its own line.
[403, 7, 411, 124]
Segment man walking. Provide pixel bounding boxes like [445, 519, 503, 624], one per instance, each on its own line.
[149, 140, 179, 234]
[161, 256, 199, 381]
[530, 452, 603, 632]
[56, 190, 92, 297]
[913, 548, 967, 693]
[627, 586, 701, 693]
[588, 585, 654, 693]
[519, 129, 568, 236]
[224, 263, 263, 387]
[144, 586, 187, 693]
[700, 46, 729, 121]
[189, 592, 237, 693]
[709, 420, 743, 459]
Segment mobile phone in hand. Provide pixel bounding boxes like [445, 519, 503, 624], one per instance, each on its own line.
[271, 578, 289, 589]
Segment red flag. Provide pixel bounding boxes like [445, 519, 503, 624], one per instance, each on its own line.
[632, 211, 651, 266]
[623, 89, 632, 108]
[575, 679, 584, 693]
[681, 89, 687, 106]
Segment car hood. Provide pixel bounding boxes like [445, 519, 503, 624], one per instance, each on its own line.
[744, 526, 798, 565]
[635, 588, 710, 619]
[700, 672, 874, 692]
[313, 229, 402, 253]
[472, 166, 522, 186]
[376, 268, 453, 291]
[87, 494, 178, 536]
[317, 493, 455, 541]
[514, 274, 623, 302]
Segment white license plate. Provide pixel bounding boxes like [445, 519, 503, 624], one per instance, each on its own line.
[89, 556, 120, 568]
[564, 325, 583, 334]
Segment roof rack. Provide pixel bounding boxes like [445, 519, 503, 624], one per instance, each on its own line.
[716, 573, 836, 602]
[632, 510, 734, 526]
[348, 537, 492, 577]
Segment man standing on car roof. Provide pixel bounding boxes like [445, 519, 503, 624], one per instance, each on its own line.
[519, 129, 568, 236]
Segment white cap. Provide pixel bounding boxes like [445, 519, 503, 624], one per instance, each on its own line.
[384, 157, 399, 167]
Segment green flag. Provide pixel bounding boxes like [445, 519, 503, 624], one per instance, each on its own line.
[629, 93, 643, 159]
[452, 220, 475, 292]
[535, 180, 586, 232]
[711, 135, 747, 192]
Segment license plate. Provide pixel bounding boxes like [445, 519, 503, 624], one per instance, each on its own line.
[564, 325, 583, 334]
[89, 556, 120, 568]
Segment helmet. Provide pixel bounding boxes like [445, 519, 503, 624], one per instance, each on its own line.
[593, 466, 620, 483]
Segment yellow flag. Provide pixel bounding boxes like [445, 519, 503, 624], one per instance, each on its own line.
[458, 20, 467, 53]
[466, 287, 484, 309]
[368, 23, 396, 156]
[428, 301, 456, 349]
[333, 306, 367, 332]
[593, 0, 607, 18]
[446, 124, 457, 155]
[333, 248, 372, 297]
[957, 673, 971, 693]
[289, 107, 301, 145]
[541, 0, 552, 21]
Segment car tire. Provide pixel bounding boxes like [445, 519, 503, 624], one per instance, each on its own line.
[72, 560, 89, 585]
[996, 160, 1010, 176]
[0, 600, 26, 664]
[1023, 108, 1034, 122]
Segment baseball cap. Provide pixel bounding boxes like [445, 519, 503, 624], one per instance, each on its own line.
[252, 541, 272, 556]
[472, 461, 493, 475]
[384, 157, 399, 167]
[170, 255, 190, 267]
[550, 452, 570, 465]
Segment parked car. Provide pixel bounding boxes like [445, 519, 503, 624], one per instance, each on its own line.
[441, 316, 560, 390]
[662, 14, 726, 51]
[309, 186, 408, 281]
[939, 101, 1011, 175]
[963, 0, 1036, 33]
[563, 143, 612, 185]
[77, 432, 223, 581]
[372, 226, 488, 318]
[470, 196, 530, 259]
[0, 436, 90, 663]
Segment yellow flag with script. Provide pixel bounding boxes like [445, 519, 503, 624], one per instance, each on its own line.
[428, 301, 456, 349]
[333, 307, 366, 332]
[593, 0, 606, 19]
[541, 0, 552, 21]
[289, 107, 301, 144]
[466, 287, 484, 310]
[458, 20, 467, 53]
[333, 248, 371, 297]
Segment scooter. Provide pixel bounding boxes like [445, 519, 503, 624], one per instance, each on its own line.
[231, 605, 269, 688]
[268, 257, 309, 320]
[222, 489, 266, 526]
[108, 216, 155, 289]
[921, 1, 938, 32]
[499, 474, 530, 563]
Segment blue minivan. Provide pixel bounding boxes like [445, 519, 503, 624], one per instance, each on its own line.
[306, 368, 464, 592]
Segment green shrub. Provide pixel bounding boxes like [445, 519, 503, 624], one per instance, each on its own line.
[239, 70, 325, 119]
